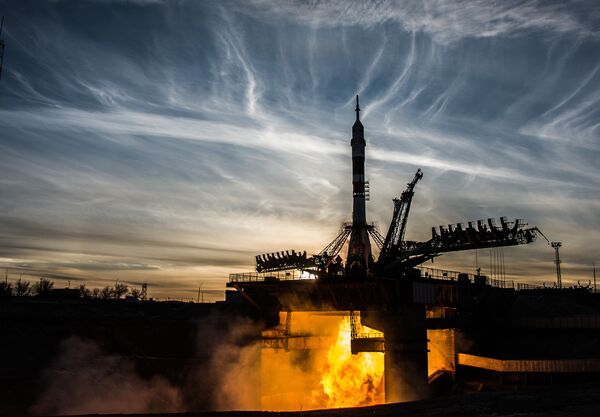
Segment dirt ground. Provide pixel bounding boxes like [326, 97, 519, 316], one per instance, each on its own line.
[67, 382, 600, 417]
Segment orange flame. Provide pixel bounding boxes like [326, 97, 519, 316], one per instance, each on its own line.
[313, 317, 384, 408]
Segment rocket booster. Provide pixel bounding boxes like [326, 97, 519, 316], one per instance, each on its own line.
[351, 95, 367, 226]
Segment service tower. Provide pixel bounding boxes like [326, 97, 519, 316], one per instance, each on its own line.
[345, 95, 373, 276]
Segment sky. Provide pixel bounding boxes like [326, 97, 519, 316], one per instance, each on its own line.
[0, 0, 599, 300]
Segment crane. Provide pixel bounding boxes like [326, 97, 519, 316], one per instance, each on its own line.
[378, 169, 423, 263]
[374, 171, 543, 275]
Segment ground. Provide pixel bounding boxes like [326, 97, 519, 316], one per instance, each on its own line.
[66, 382, 600, 417]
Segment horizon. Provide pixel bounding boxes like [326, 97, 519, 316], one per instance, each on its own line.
[0, 0, 599, 300]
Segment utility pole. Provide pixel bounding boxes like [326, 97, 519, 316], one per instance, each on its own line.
[551, 242, 562, 288]
[501, 250, 504, 283]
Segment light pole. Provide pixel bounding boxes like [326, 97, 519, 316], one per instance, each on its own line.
[551, 242, 562, 288]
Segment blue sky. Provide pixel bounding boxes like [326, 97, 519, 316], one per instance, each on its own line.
[0, 0, 599, 299]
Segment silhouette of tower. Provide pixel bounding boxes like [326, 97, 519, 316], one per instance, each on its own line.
[346, 95, 373, 276]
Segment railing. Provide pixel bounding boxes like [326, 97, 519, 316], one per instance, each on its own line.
[417, 266, 546, 291]
[229, 266, 548, 292]
[488, 277, 513, 289]
[418, 266, 476, 282]
[354, 332, 384, 339]
[151, 297, 197, 303]
[229, 269, 317, 283]
[516, 282, 545, 290]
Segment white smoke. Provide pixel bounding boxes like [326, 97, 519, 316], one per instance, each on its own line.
[30, 337, 183, 415]
[30, 315, 264, 415]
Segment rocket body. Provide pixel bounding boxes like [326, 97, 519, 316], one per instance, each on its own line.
[351, 118, 367, 226]
[346, 96, 372, 276]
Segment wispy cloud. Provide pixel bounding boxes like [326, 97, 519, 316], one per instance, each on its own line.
[243, 0, 600, 43]
[0, 0, 598, 297]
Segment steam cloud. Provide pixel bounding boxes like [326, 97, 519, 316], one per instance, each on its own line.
[31, 315, 263, 415]
[30, 312, 389, 414]
[191, 315, 262, 411]
[30, 337, 183, 415]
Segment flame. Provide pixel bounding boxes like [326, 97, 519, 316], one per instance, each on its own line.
[313, 317, 384, 408]
[260, 313, 385, 411]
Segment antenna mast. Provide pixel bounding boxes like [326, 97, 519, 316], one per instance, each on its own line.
[551, 242, 562, 288]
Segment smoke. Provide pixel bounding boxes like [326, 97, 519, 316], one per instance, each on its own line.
[197, 315, 262, 411]
[30, 314, 264, 415]
[29, 312, 385, 415]
[30, 337, 183, 416]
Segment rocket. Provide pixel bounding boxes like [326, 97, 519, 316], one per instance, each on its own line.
[346, 95, 373, 276]
[351, 95, 367, 226]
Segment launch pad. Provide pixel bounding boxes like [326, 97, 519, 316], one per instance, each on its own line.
[226, 96, 557, 402]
